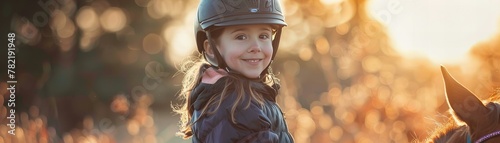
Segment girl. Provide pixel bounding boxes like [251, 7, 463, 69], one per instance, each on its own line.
[175, 0, 294, 142]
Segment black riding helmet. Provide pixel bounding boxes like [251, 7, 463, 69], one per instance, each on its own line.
[195, 0, 287, 77]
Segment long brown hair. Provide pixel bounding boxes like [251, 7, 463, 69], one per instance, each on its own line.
[173, 28, 280, 139]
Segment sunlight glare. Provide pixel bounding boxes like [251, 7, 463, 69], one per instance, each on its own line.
[164, 23, 195, 66]
[368, 0, 500, 64]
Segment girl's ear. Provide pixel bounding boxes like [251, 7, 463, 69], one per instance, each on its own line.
[203, 40, 214, 59]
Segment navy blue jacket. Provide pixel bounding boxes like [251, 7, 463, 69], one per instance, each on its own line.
[189, 75, 294, 143]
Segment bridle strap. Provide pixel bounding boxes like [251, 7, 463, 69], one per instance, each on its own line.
[467, 134, 471, 143]
[472, 130, 500, 143]
[467, 131, 500, 143]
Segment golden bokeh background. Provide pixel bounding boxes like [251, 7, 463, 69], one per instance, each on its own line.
[1, 0, 500, 142]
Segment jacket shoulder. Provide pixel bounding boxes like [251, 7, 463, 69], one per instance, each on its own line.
[194, 92, 277, 142]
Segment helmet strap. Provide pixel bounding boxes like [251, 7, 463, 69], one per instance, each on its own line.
[211, 41, 228, 71]
[260, 27, 283, 78]
[271, 27, 283, 61]
[206, 31, 229, 72]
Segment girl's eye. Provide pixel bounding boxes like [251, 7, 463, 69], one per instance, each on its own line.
[259, 34, 270, 39]
[235, 35, 247, 40]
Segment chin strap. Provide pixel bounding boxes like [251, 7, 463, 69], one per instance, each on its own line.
[261, 27, 282, 77]
[271, 27, 282, 61]
[205, 29, 228, 71]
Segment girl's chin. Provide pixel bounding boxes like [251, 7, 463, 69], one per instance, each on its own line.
[241, 71, 262, 79]
[230, 67, 264, 78]
[243, 74, 260, 79]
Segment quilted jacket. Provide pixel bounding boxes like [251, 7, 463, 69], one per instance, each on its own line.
[189, 73, 294, 143]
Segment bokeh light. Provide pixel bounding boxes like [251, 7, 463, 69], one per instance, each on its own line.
[76, 6, 100, 32]
[163, 22, 196, 66]
[100, 7, 127, 32]
[142, 33, 164, 55]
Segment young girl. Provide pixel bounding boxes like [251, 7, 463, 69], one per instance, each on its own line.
[175, 0, 294, 142]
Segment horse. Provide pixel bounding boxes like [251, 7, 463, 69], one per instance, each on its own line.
[426, 66, 500, 143]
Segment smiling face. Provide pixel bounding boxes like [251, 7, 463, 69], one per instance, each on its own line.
[204, 24, 274, 78]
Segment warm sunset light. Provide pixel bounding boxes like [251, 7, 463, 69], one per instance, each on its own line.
[368, 0, 500, 64]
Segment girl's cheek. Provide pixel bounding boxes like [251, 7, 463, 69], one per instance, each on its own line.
[265, 46, 273, 55]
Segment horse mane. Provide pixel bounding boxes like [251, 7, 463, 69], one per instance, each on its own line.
[426, 116, 468, 143]
[426, 88, 500, 143]
[487, 89, 500, 102]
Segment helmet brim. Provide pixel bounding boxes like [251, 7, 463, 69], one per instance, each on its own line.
[201, 13, 287, 30]
[213, 18, 287, 27]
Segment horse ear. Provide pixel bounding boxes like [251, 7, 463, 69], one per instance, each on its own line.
[441, 66, 489, 124]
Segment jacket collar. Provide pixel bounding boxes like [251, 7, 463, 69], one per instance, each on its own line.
[189, 73, 279, 111]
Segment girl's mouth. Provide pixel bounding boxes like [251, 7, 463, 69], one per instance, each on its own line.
[243, 59, 261, 62]
[242, 59, 262, 65]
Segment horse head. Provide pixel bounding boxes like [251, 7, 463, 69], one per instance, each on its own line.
[440, 66, 500, 143]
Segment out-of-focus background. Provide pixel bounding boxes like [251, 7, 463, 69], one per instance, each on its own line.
[1, 0, 500, 142]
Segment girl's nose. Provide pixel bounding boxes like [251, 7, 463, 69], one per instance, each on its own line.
[247, 39, 262, 53]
